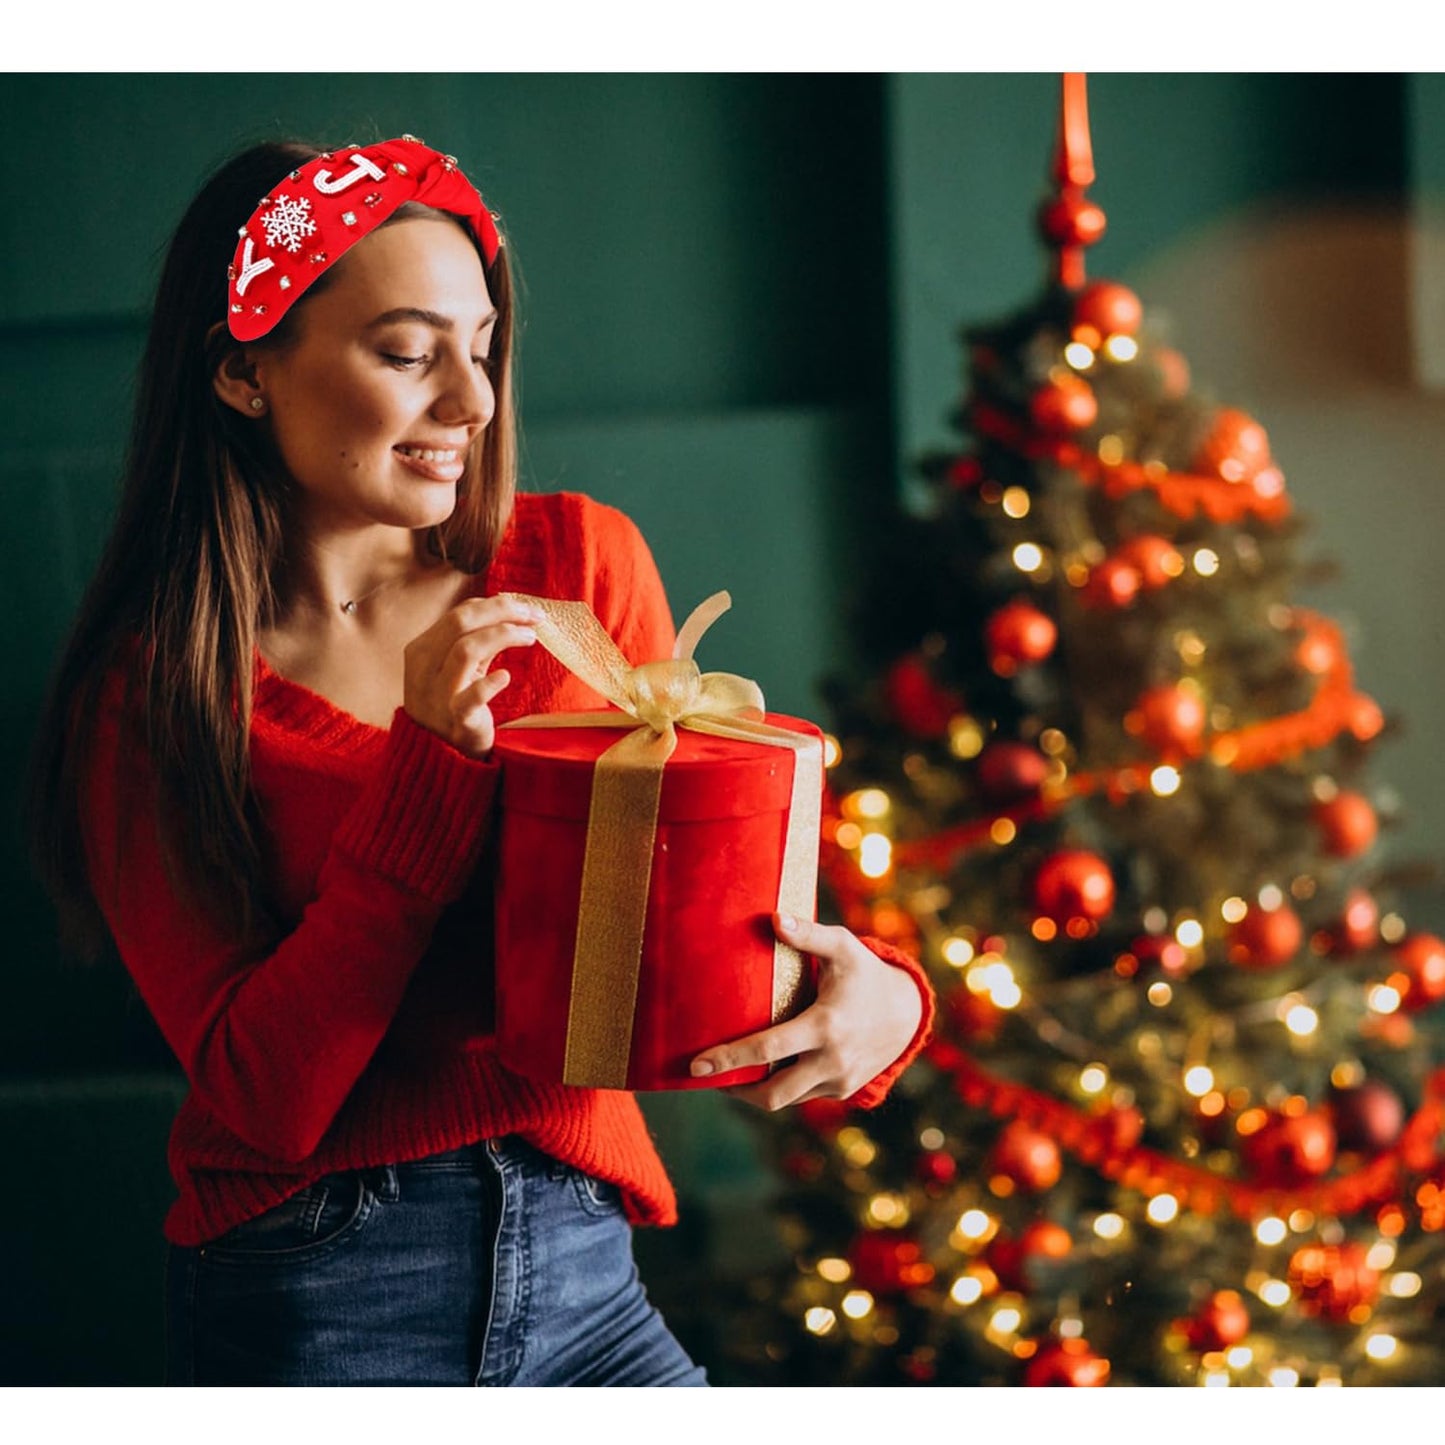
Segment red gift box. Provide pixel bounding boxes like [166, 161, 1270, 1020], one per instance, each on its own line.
[493, 711, 821, 1091]
[488, 588, 823, 1092]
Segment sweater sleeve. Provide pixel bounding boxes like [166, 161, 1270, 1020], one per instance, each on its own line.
[82, 679, 498, 1164]
[844, 936, 936, 1110]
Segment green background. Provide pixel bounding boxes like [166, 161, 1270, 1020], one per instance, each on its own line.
[2, 73, 1438, 1383]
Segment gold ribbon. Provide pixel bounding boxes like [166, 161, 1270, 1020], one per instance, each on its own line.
[499, 590, 822, 1088]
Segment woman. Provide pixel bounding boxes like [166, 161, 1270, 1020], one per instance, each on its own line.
[28, 135, 934, 1386]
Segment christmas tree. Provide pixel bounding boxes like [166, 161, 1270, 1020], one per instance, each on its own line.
[727, 75, 1445, 1387]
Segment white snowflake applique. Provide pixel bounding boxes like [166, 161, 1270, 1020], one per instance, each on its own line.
[261, 194, 317, 254]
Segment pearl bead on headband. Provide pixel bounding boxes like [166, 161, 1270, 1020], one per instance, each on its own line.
[226, 135, 503, 342]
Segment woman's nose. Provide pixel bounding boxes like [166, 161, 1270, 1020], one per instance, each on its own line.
[435, 353, 494, 430]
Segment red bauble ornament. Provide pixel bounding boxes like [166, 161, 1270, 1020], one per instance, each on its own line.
[1329, 1078, 1405, 1154]
[1392, 933, 1445, 1012]
[977, 742, 1049, 802]
[985, 599, 1057, 674]
[1334, 888, 1379, 953]
[1073, 280, 1142, 338]
[885, 653, 965, 739]
[1194, 407, 1272, 483]
[990, 1120, 1063, 1192]
[915, 1149, 958, 1187]
[1116, 534, 1183, 589]
[1185, 1290, 1251, 1353]
[1287, 1242, 1380, 1321]
[1314, 790, 1378, 859]
[1023, 1338, 1111, 1387]
[1038, 193, 1107, 249]
[1228, 903, 1303, 970]
[1030, 374, 1098, 434]
[847, 1229, 936, 1295]
[1083, 557, 1141, 608]
[1032, 850, 1115, 926]
[1242, 1108, 1337, 1186]
[1134, 683, 1207, 754]
[1130, 933, 1189, 974]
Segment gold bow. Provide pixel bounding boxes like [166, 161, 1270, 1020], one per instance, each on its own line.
[499, 590, 822, 1087]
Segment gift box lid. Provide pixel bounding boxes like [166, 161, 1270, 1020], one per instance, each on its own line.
[493, 712, 820, 823]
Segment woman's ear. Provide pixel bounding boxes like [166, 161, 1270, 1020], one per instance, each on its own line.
[208, 323, 267, 417]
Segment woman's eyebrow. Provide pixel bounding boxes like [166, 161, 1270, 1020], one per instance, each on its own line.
[365, 306, 499, 332]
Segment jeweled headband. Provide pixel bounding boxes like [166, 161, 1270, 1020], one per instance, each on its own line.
[226, 135, 502, 342]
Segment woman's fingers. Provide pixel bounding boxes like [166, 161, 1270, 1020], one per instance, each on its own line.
[439, 622, 538, 695]
[723, 1056, 833, 1112]
[403, 595, 542, 756]
[693, 913, 925, 1111]
[690, 1010, 823, 1081]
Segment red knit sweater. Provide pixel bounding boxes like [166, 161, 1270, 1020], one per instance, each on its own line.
[83, 491, 934, 1246]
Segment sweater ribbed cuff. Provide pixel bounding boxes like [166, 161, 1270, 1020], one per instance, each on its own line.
[331, 709, 500, 903]
[844, 935, 936, 1110]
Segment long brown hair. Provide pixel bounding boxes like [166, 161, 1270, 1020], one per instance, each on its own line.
[28, 139, 518, 957]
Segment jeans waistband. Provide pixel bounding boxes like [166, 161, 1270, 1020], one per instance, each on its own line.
[357, 1137, 553, 1201]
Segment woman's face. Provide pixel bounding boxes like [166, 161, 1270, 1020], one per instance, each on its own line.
[250, 216, 497, 536]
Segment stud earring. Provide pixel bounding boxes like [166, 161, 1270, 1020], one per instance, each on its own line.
[249, 396, 266, 413]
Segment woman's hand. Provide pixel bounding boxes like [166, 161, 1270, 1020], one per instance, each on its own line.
[403, 596, 541, 757]
[689, 913, 925, 1110]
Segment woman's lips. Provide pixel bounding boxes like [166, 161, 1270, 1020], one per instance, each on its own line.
[393, 444, 465, 482]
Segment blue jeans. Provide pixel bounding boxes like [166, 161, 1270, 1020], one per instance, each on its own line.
[163, 1138, 707, 1386]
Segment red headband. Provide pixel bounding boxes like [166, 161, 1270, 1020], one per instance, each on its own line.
[226, 135, 502, 342]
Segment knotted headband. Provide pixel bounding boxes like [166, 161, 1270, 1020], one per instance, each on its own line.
[226, 135, 502, 342]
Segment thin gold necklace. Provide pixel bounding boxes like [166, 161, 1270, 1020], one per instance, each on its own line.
[338, 575, 404, 615]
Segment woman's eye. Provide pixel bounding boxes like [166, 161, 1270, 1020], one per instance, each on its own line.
[472, 355, 492, 371]
[382, 353, 428, 370]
